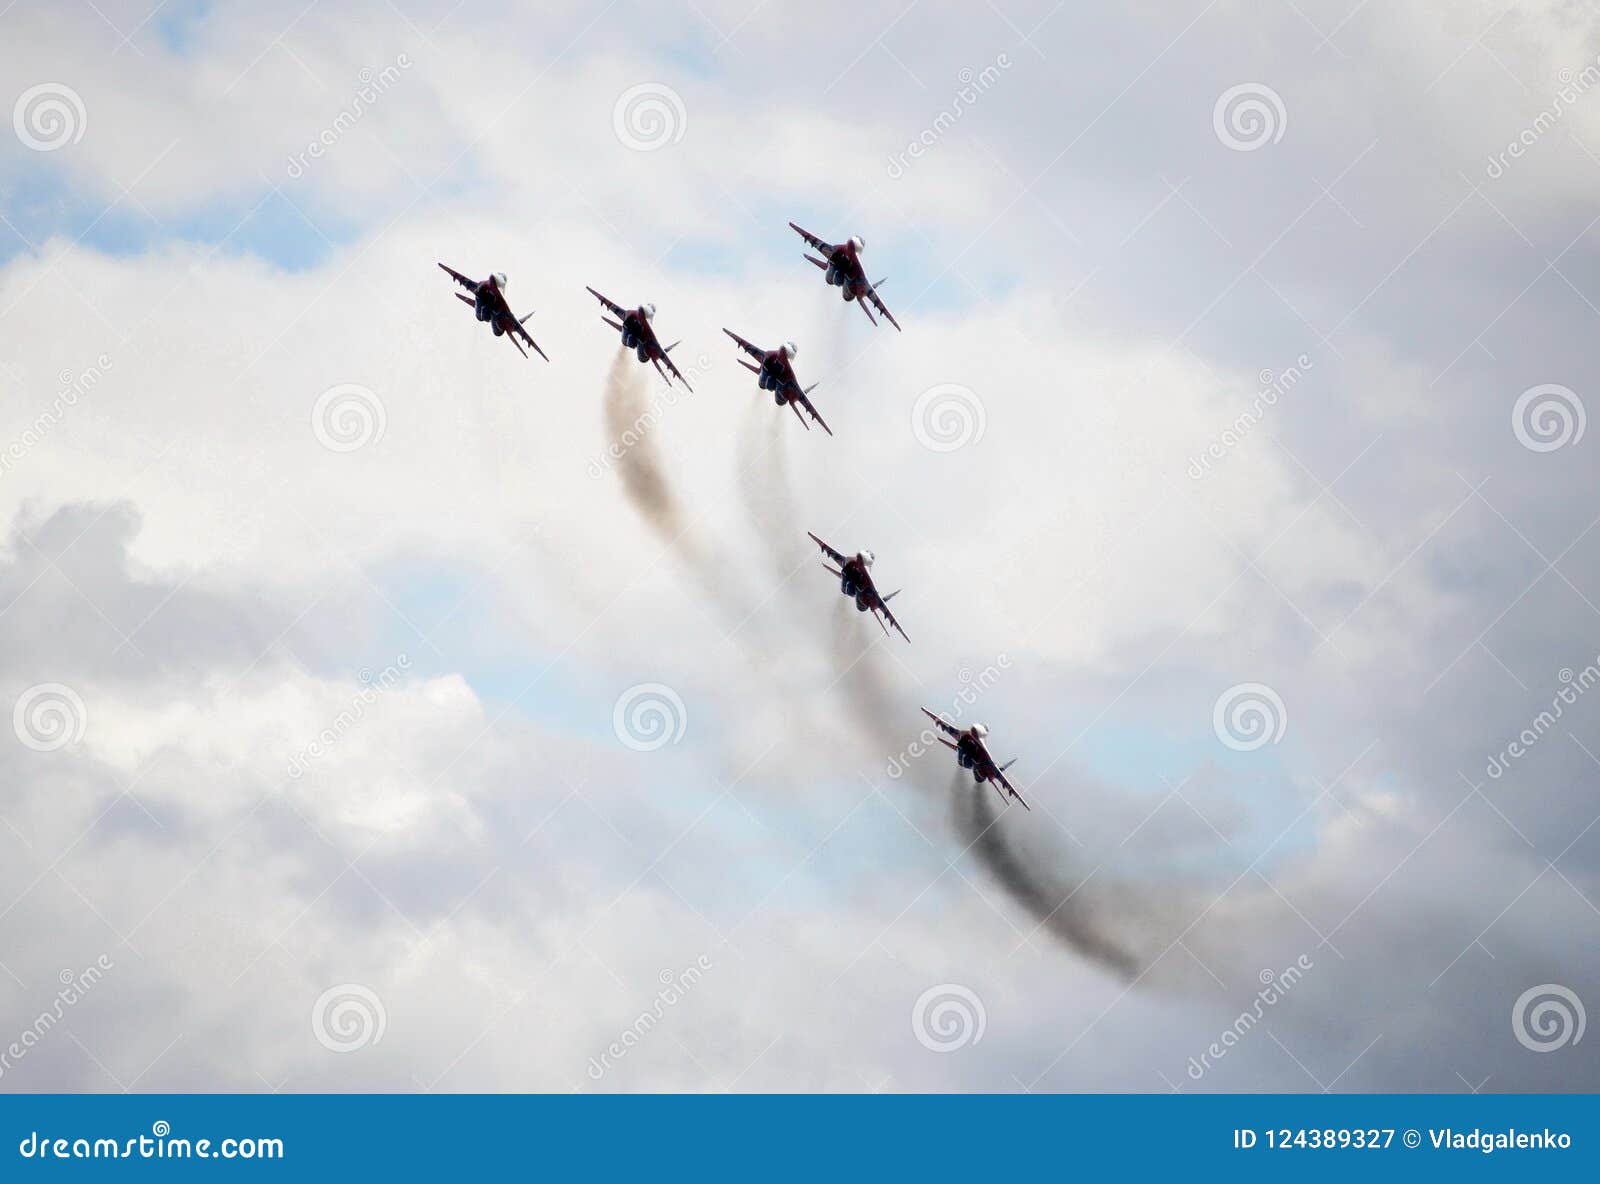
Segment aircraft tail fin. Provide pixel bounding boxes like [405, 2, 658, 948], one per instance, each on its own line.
[804, 253, 828, 270]
[665, 340, 680, 353]
[873, 277, 887, 289]
[882, 589, 900, 603]
[602, 316, 624, 332]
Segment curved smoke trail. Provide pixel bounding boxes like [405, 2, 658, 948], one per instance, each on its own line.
[601, 346, 752, 618]
[825, 597, 1148, 981]
[950, 770, 1142, 980]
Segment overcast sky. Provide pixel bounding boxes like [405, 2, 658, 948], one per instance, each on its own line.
[1, 0, 1596, 1093]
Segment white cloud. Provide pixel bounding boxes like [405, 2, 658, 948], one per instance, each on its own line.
[2, 0, 1598, 1094]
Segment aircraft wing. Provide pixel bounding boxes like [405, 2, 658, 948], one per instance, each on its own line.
[793, 387, 833, 437]
[585, 286, 628, 319]
[865, 283, 902, 332]
[877, 597, 909, 644]
[788, 221, 831, 254]
[806, 532, 848, 566]
[511, 315, 549, 363]
[656, 338, 693, 392]
[438, 262, 478, 291]
[990, 760, 1029, 810]
[722, 328, 764, 360]
[920, 707, 960, 738]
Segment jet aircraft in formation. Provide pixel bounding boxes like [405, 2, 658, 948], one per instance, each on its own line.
[440, 224, 1036, 812]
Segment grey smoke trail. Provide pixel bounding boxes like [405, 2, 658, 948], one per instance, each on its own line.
[824, 599, 1154, 980]
[829, 597, 914, 762]
[603, 347, 698, 551]
[950, 770, 1143, 981]
[737, 396, 803, 582]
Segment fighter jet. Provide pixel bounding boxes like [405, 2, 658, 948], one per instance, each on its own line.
[724, 330, 831, 435]
[920, 708, 1027, 809]
[437, 263, 548, 360]
[808, 532, 907, 641]
[586, 287, 692, 390]
[788, 221, 900, 330]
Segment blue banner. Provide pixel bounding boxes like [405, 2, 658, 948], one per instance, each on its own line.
[0, 1094, 1593, 1178]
